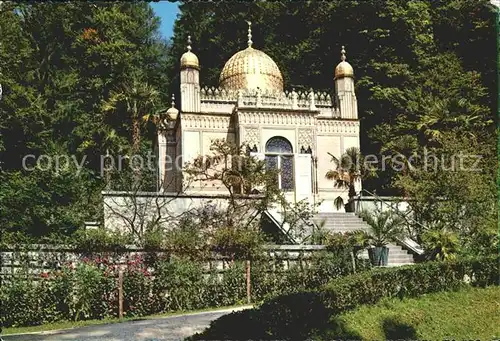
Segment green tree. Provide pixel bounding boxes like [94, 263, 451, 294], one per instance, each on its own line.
[0, 3, 170, 239]
[102, 78, 160, 154]
[326, 147, 375, 212]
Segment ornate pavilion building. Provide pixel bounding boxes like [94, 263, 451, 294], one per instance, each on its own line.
[158, 23, 361, 212]
[105, 24, 420, 264]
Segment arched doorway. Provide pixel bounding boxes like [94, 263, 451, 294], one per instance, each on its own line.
[265, 136, 294, 191]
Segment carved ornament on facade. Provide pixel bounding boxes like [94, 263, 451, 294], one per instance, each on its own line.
[317, 120, 359, 134]
[298, 128, 315, 149]
[243, 126, 259, 148]
[181, 114, 232, 130]
[200, 86, 335, 111]
[237, 111, 316, 126]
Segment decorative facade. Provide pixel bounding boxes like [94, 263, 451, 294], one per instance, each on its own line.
[158, 24, 361, 212]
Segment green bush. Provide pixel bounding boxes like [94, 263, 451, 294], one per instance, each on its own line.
[250, 250, 364, 302]
[152, 256, 205, 311]
[0, 250, 369, 328]
[203, 261, 247, 307]
[69, 262, 117, 320]
[189, 256, 500, 340]
[0, 276, 49, 327]
[122, 254, 154, 317]
[73, 229, 132, 252]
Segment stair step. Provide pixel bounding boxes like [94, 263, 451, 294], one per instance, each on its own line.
[311, 212, 416, 266]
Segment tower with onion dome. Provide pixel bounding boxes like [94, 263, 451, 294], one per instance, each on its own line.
[179, 35, 200, 113]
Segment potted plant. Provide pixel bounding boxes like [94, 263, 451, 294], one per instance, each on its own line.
[358, 209, 406, 266]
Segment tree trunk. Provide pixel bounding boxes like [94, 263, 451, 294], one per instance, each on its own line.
[132, 116, 140, 153]
[131, 103, 141, 185]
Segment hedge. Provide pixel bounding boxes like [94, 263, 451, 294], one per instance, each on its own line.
[188, 256, 500, 340]
[0, 251, 362, 328]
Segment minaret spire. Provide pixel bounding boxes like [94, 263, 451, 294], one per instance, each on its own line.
[171, 94, 176, 108]
[246, 21, 253, 48]
[341, 45, 346, 61]
[187, 35, 192, 52]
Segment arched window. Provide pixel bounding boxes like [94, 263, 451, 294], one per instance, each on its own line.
[265, 137, 294, 191]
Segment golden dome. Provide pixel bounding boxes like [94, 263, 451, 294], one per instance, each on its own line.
[219, 47, 283, 92]
[219, 22, 283, 92]
[180, 35, 199, 70]
[334, 46, 354, 79]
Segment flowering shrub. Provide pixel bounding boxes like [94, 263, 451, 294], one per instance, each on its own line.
[70, 261, 116, 320]
[122, 254, 154, 317]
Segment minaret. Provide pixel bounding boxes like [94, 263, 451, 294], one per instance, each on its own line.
[180, 35, 201, 112]
[158, 94, 179, 192]
[334, 46, 358, 119]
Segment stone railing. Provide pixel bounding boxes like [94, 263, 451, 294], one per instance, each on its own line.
[200, 87, 239, 102]
[0, 244, 335, 277]
[200, 86, 335, 112]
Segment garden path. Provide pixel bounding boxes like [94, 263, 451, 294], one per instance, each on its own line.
[2, 306, 252, 341]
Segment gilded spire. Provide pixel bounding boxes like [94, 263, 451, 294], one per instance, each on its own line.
[335, 45, 354, 79]
[180, 34, 199, 70]
[167, 93, 179, 120]
[246, 21, 253, 48]
[171, 94, 176, 108]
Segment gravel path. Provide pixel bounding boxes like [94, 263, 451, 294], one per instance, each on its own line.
[1, 306, 251, 341]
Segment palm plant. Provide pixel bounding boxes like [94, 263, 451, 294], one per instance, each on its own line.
[358, 209, 406, 266]
[326, 147, 364, 212]
[102, 78, 160, 153]
[422, 228, 460, 261]
[359, 209, 406, 246]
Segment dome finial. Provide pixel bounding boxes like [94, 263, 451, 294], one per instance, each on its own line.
[171, 94, 176, 108]
[180, 34, 199, 70]
[166, 93, 179, 120]
[246, 21, 253, 48]
[335, 45, 354, 79]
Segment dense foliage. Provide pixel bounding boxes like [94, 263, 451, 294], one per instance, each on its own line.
[189, 255, 499, 340]
[0, 3, 170, 238]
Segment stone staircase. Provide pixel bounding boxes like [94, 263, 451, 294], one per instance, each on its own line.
[312, 212, 415, 266]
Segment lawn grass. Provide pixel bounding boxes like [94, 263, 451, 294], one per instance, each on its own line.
[317, 285, 500, 340]
[1, 303, 251, 336]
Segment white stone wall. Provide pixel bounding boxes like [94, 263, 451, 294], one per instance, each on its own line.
[314, 119, 360, 211]
[180, 69, 201, 113]
[103, 191, 250, 233]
